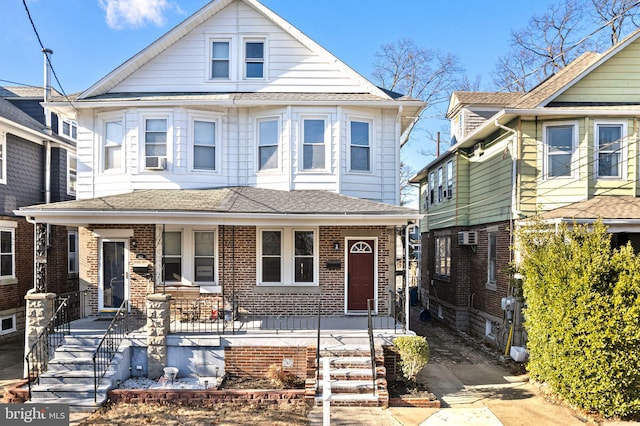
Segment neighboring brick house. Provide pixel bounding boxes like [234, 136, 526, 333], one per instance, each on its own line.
[17, 0, 424, 323]
[0, 86, 76, 343]
[410, 28, 640, 351]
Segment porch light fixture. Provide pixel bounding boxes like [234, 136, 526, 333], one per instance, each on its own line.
[333, 242, 340, 252]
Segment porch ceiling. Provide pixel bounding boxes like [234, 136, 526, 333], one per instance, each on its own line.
[15, 186, 419, 226]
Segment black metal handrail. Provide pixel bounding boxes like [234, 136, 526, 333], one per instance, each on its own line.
[367, 299, 377, 396]
[56, 290, 82, 323]
[315, 298, 321, 393]
[93, 299, 129, 402]
[25, 297, 71, 399]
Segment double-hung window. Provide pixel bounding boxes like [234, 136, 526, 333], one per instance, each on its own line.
[211, 41, 230, 79]
[0, 228, 14, 278]
[429, 172, 435, 205]
[302, 118, 326, 171]
[68, 231, 78, 274]
[349, 120, 371, 172]
[0, 132, 5, 185]
[434, 236, 450, 277]
[488, 232, 497, 286]
[104, 119, 123, 171]
[144, 118, 168, 170]
[193, 120, 216, 171]
[595, 122, 625, 179]
[61, 119, 77, 140]
[67, 152, 77, 196]
[545, 122, 576, 178]
[245, 40, 265, 79]
[194, 231, 215, 283]
[162, 231, 182, 283]
[437, 167, 443, 203]
[259, 228, 317, 285]
[258, 118, 279, 171]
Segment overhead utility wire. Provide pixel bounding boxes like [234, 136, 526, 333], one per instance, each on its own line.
[21, 0, 76, 110]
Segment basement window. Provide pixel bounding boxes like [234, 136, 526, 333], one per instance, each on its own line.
[0, 314, 16, 335]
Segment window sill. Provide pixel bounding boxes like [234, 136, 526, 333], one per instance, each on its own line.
[0, 277, 18, 286]
[486, 281, 497, 291]
[254, 286, 320, 295]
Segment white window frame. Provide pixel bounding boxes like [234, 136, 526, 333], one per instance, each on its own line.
[0, 132, 6, 185]
[256, 116, 280, 172]
[209, 37, 233, 80]
[0, 313, 16, 335]
[543, 121, 578, 180]
[446, 160, 453, 199]
[100, 114, 125, 173]
[140, 112, 172, 172]
[347, 117, 373, 173]
[257, 227, 318, 286]
[429, 171, 435, 205]
[437, 167, 443, 203]
[300, 116, 329, 172]
[162, 230, 183, 284]
[243, 37, 267, 80]
[594, 120, 627, 180]
[60, 118, 77, 140]
[67, 151, 77, 196]
[488, 231, 497, 289]
[68, 230, 78, 274]
[0, 226, 15, 279]
[157, 226, 219, 290]
[434, 236, 451, 277]
[188, 112, 221, 173]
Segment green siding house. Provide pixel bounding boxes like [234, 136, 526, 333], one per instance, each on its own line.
[410, 28, 640, 351]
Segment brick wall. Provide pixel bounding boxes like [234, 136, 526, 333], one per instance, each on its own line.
[224, 346, 309, 379]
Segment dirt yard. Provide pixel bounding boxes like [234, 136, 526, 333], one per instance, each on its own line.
[80, 401, 310, 425]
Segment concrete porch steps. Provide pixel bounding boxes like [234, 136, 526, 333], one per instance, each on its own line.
[311, 345, 387, 407]
[28, 335, 125, 412]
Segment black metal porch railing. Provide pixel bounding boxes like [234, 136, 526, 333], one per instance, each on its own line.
[315, 298, 321, 393]
[367, 299, 377, 396]
[25, 297, 72, 399]
[92, 299, 130, 403]
[55, 290, 82, 323]
[169, 296, 224, 334]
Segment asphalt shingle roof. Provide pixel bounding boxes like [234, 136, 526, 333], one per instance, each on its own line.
[22, 187, 417, 216]
[452, 91, 524, 106]
[539, 196, 640, 220]
[0, 96, 51, 135]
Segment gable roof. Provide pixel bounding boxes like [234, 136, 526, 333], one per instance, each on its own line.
[16, 187, 419, 226]
[0, 86, 61, 99]
[0, 96, 71, 146]
[447, 91, 524, 118]
[80, 0, 390, 100]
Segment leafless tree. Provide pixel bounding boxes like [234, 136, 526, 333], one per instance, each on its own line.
[372, 38, 464, 145]
[590, 0, 640, 46]
[399, 161, 416, 206]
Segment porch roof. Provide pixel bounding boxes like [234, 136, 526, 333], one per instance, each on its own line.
[15, 186, 419, 226]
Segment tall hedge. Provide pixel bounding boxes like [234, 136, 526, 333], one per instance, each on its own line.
[517, 219, 640, 418]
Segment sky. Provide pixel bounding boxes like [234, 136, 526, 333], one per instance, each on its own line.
[0, 0, 555, 195]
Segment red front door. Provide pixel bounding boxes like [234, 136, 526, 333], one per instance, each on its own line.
[347, 240, 375, 311]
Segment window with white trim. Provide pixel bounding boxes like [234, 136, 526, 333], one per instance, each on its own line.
[446, 160, 453, 199]
[193, 120, 216, 171]
[258, 228, 317, 286]
[595, 121, 625, 179]
[162, 231, 182, 283]
[104, 119, 123, 171]
[488, 232, 497, 285]
[0, 228, 14, 278]
[143, 117, 168, 170]
[258, 118, 279, 171]
[437, 167, 443, 203]
[67, 152, 77, 196]
[429, 171, 435, 205]
[544, 122, 576, 178]
[302, 118, 327, 171]
[349, 120, 371, 172]
[434, 236, 450, 277]
[244, 40, 265, 79]
[160, 228, 218, 286]
[211, 40, 230, 79]
[0, 314, 15, 335]
[68, 231, 78, 274]
[61, 118, 77, 140]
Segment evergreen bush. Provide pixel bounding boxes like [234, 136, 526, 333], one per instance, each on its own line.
[517, 219, 640, 418]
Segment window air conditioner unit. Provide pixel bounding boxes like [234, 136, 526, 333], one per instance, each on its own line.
[145, 156, 167, 170]
[458, 231, 478, 245]
[473, 143, 484, 156]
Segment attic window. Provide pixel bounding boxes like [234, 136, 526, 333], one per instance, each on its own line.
[245, 40, 264, 79]
[211, 41, 230, 79]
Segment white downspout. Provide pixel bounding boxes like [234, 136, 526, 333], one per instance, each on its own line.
[494, 119, 518, 221]
[405, 222, 410, 332]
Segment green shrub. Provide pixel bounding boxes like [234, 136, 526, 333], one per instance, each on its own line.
[517, 219, 640, 418]
[393, 335, 429, 382]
